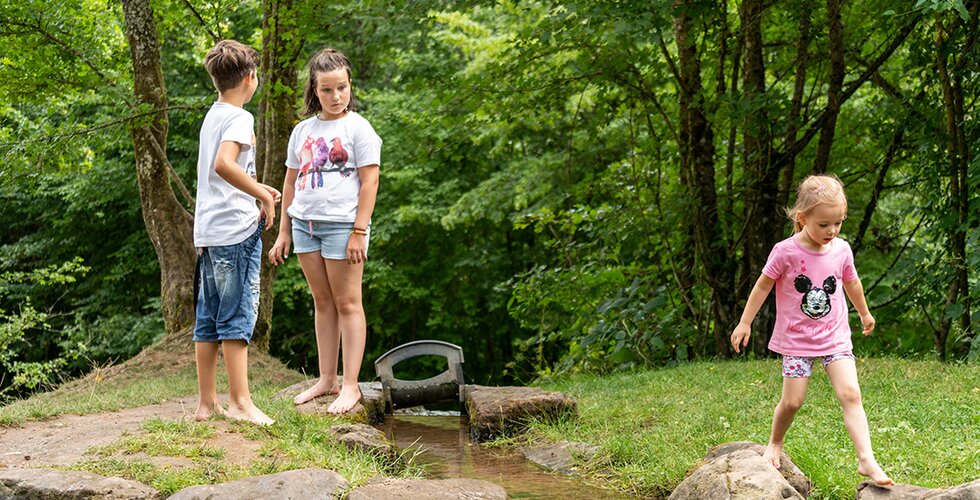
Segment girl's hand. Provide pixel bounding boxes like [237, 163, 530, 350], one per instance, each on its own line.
[730, 323, 751, 353]
[860, 313, 876, 335]
[268, 233, 291, 266]
[347, 232, 366, 265]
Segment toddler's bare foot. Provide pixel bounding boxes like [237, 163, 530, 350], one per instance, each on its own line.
[194, 401, 226, 421]
[293, 378, 340, 405]
[762, 442, 782, 469]
[226, 402, 275, 426]
[858, 458, 895, 486]
[327, 385, 362, 414]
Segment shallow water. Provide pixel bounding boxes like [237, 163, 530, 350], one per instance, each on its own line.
[379, 415, 627, 499]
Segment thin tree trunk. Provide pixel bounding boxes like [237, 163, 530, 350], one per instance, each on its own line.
[813, 0, 845, 173]
[121, 0, 196, 338]
[252, 0, 302, 351]
[777, 1, 812, 211]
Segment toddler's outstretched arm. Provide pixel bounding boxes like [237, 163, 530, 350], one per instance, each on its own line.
[730, 274, 775, 353]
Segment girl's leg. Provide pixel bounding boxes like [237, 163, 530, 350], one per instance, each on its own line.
[293, 251, 342, 405]
[824, 358, 894, 486]
[194, 341, 225, 420]
[222, 339, 274, 425]
[324, 258, 366, 414]
[765, 376, 810, 468]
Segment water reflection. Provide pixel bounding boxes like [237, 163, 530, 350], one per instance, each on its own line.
[378, 415, 627, 499]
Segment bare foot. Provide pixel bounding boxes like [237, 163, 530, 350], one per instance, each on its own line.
[327, 385, 362, 414]
[194, 401, 226, 421]
[762, 442, 782, 469]
[226, 402, 275, 426]
[858, 458, 895, 486]
[293, 378, 340, 405]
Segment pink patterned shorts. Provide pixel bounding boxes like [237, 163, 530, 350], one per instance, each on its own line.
[781, 351, 854, 378]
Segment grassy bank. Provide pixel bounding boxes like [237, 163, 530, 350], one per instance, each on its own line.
[529, 358, 980, 498]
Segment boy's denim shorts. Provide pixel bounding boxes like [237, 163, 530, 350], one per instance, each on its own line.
[291, 218, 369, 260]
[193, 222, 262, 344]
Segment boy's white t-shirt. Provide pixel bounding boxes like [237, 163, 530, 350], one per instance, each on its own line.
[285, 112, 381, 223]
[193, 102, 259, 247]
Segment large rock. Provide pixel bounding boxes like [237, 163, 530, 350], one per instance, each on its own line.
[167, 468, 348, 499]
[277, 380, 385, 424]
[0, 467, 160, 499]
[347, 478, 507, 499]
[330, 423, 396, 458]
[856, 479, 980, 499]
[520, 441, 600, 475]
[465, 385, 577, 441]
[668, 441, 810, 500]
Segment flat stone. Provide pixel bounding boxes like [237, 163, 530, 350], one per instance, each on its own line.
[856, 479, 980, 499]
[520, 441, 600, 475]
[0, 467, 160, 499]
[167, 468, 348, 499]
[347, 478, 507, 499]
[704, 441, 811, 497]
[330, 423, 396, 458]
[278, 380, 385, 424]
[465, 385, 577, 441]
[668, 441, 808, 500]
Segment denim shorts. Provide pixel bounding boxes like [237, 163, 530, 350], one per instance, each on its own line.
[193, 222, 262, 344]
[782, 351, 854, 378]
[291, 218, 369, 260]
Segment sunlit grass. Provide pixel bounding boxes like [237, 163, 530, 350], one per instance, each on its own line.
[532, 358, 980, 499]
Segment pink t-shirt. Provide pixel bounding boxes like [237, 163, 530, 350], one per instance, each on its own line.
[762, 236, 858, 356]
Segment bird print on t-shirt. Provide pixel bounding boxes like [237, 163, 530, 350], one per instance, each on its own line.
[297, 136, 355, 191]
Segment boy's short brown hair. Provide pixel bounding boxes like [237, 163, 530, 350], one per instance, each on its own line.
[204, 40, 259, 93]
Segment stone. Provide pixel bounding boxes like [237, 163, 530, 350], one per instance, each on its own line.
[856, 479, 980, 499]
[167, 468, 348, 499]
[329, 423, 396, 458]
[703, 441, 811, 497]
[277, 380, 386, 424]
[0, 467, 160, 499]
[519, 441, 600, 475]
[465, 385, 577, 441]
[347, 478, 507, 499]
[668, 441, 809, 500]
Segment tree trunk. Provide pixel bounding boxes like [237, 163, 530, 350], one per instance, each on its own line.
[813, 0, 845, 173]
[253, 0, 302, 351]
[673, 0, 732, 357]
[738, 0, 779, 356]
[121, 0, 196, 338]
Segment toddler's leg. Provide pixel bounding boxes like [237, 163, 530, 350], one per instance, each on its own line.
[222, 340, 274, 426]
[765, 375, 809, 469]
[825, 357, 894, 486]
[292, 252, 341, 405]
[325, 259, 366, 414]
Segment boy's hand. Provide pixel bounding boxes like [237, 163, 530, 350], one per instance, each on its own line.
[259, 194, 276, 231]
[268, 233, 291, 266]
[860, 313, 876, 335]
[730, 323, 751, 353]
[262, 184, 282, 204]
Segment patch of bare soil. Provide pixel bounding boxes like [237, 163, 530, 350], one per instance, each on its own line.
[0, 395, 264, 471]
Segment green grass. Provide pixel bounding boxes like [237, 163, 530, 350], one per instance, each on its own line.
[529, 358, 980, 499]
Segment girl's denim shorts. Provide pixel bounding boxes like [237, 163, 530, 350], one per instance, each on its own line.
[292, 218, 369, 260]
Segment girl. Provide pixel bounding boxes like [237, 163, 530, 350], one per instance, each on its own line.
[269, 48, 381, 414]
[730, 175, 894, 486]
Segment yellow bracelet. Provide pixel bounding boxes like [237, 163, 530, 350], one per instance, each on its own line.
[351, 229, 368, 235]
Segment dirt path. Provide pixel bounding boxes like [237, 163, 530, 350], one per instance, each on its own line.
[0, 395, 262, 470]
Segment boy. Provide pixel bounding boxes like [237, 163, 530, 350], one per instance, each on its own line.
[193, 39, 279, 425]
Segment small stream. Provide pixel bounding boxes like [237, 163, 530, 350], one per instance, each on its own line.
[378, 414, 627, 499]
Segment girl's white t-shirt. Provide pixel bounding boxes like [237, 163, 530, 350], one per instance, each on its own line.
[193, 102, 259, 247]
[285, 112, 381, 223]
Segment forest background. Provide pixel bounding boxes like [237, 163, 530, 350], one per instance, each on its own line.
[0, 0, 977, 401]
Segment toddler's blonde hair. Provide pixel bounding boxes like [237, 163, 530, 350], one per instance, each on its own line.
[786, 174, 848, 233]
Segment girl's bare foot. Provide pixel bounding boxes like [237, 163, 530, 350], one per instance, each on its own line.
[226, 402, 275, 426]
[858, 458, 895, 486]
[327, 385, 362, 414]
[293, 378, 340, 405]
[762, 442, 782, 469]
[194, 401, 226, 421]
